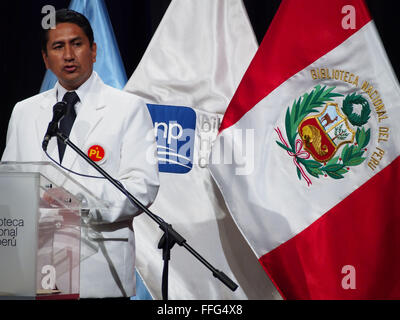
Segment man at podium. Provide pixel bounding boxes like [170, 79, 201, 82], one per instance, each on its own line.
[1, 9, 159, 299]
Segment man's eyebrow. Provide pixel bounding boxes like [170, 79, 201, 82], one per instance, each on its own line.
[69, 36, 83, 42]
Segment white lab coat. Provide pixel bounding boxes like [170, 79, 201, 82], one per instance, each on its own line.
[2, 72, 159, 298]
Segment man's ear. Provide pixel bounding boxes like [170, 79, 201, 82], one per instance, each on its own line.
[91, 42, 97, 63]
[42, 50, 49, 69]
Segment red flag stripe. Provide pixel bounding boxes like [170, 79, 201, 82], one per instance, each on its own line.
[219, 0, 371, 133]
[259, 156, 400, 299]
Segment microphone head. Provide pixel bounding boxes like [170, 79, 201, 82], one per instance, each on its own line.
[53, 101, 67, 122]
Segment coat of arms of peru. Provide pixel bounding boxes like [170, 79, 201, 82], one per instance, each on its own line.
[275, 85, 371, 186]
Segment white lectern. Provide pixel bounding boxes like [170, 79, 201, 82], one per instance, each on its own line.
[0, 162, 106, 300]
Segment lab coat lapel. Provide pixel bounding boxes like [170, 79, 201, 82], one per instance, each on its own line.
[36, 87, 59, 162]
[62, 77, 107, 170]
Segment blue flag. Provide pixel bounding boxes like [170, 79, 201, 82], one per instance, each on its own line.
[40, 0, 152, 300]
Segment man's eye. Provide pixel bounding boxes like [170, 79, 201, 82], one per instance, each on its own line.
[73, 42, 82, 47]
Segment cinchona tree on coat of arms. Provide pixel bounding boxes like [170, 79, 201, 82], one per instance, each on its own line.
[275, 85, 371, 186]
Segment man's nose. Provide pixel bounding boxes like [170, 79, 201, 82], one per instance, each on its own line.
[63, 44, 75, 61]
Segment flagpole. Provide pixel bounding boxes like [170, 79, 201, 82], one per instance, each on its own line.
[54, 130, 238, 300]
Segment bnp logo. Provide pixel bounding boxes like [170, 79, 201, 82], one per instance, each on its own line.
[147, 104, 196, 174]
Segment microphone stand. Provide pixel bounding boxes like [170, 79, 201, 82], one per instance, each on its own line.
[54, 130, 238, 300]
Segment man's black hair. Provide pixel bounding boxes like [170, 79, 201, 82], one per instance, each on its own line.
[41, 9, 94, 54]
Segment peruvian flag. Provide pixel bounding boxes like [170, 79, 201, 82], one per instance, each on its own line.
[209, 0, 400, 299]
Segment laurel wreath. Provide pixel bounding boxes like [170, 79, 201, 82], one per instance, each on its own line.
[341, 92, 371, 127]
[276, 85, 370, 181]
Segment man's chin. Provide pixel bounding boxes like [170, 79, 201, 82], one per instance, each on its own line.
[60, 75, 86, 90]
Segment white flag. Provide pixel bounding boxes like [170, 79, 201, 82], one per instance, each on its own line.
[125, 0, 280, 299]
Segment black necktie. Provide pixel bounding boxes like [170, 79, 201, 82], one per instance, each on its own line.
[58, 91, 79, 163]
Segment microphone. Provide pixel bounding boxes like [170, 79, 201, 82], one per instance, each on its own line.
[42, 101, 67, 151]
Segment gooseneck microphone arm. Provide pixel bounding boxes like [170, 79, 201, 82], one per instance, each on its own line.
[45, 126, 238, 300]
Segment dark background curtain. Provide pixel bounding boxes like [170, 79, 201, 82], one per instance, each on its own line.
[1, 0, 398, 154]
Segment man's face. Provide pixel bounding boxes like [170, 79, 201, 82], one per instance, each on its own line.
[42, 22, 97, 90]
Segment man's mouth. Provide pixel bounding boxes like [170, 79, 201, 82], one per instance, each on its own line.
[64, 65, 77, 73]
